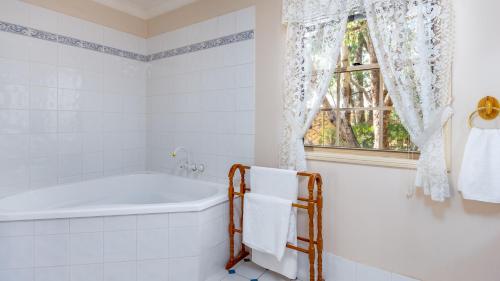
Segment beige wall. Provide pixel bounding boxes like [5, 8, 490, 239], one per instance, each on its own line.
[21, 0, 148, 37]
[19, 0, 500, 280]
[148, 0, 256, 36]
[255, 0, 500, 281]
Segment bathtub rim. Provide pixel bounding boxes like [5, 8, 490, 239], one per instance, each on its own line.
[0, 172, 228, 222]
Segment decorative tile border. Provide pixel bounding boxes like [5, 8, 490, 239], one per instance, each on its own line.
[0, 20, 254, 63]
[148, 30, 254, 61]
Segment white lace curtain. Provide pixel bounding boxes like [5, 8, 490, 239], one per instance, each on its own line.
[280, 0, 454, 201]
[279, 0, 353, 171]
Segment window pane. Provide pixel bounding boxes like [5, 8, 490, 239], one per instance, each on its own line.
[384, 111, 418, 152]
[339, 18, 372, 67]
[338, 110, 376, 149]
[304, 110, 337, 146]
[322, 75, 338, 110]
[339, 70, 381, 108]
[382, 83, 392, 107]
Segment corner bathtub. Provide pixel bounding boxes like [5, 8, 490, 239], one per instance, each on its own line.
[0, 173, 230, 281]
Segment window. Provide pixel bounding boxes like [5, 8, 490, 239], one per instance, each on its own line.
[304, 15, 418, 155]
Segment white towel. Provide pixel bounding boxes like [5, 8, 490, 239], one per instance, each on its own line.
[244, 166, 299, 279]
[458, 128, 500, 203]
[243, 193, 292, 260]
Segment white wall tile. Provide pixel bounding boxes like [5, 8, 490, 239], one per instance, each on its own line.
[35, 266, 70, 281]
[169, 226, 200, 258]
[0, 110, 29, 134]
[0, 59, 30, 85]
[71, 232, 103, 264]
[137, 229, 169, 260]
[35, 219, 69, 235]
[34, 234, 69, 267]
[0, 32, 29, 61]
[70, 217, 103, 233]
[30, 110, 57, 133]
[169, 256, 199, 281]
[137, 213, 169, 229]
[30, 86, 57, 110]
[30, 63, 58, 88]
[0, 221, 34, 236]
[137, 259, 169, 281]
[103, 231, 136, 262]
[29, 40, 58, 65]
[103, 261, 136, 281]
[0, 268, 34, 281]
[103, 216, 136, 231]
[0, 84, 29, 109]
[0, 236, 34, 269]
[30, 134, 58, 158]
[58, 154, 82, 179]
[71, 264, 103, 281]
[0, 135, 29, 160]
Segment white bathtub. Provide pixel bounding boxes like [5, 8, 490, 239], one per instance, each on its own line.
[0, 173, 230, 281]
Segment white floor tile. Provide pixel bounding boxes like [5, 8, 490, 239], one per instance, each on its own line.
[221, 273, 249, 281]
[259, 270, 294, 281]
[231, 260, 266, 279]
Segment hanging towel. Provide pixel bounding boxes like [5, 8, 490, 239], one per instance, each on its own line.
[458, 128, 500, 203]
[244, 166, 298, 279]
[242, 193, 292, 260]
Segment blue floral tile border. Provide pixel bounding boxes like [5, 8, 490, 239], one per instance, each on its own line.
[0, 20, 254, 62]
[149, 29, 254, 61]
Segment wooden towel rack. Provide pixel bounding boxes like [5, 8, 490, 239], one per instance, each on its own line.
[225, 164, 324, 281]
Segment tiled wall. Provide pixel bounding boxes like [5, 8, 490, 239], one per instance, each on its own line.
[147, 7, 255, 183]
[0, 0, 148, 198]
[0, 0, 255, 197]
[0, 202, 229, 281]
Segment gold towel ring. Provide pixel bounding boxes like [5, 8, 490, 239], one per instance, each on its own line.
[467, 96, 500, 128]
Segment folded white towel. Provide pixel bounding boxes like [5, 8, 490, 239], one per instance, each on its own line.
[458, 128, 500, 203]
[244, 166, 299, 279]
[243, 193, 292, 260]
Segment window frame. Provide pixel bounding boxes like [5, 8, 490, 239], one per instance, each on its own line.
[304, 16, 425, 168]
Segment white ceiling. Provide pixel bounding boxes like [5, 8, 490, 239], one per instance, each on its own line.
[92, 0, 199, 19]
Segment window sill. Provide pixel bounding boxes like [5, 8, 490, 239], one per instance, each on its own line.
[305, 149, 418, 170]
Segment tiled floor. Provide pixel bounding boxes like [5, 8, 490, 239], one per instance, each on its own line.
[221, 259, 300, 281]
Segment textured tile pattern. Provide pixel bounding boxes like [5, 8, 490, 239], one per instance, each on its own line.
[147, 7, 256, 183]
[0, 20, 253, 62]
[0, 202, 229, 281]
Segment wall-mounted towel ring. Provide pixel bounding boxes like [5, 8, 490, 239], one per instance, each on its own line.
[467, 96, 500, 128]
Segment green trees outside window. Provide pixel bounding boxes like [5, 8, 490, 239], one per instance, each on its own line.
[304, 17, 417, 152]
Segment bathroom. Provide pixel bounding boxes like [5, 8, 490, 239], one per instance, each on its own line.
[0, 0, 499, 281]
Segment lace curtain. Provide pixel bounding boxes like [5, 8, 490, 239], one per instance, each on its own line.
[280, 0, 453, 201]
[364, 0, 454, 201]
[279, 0, 353, 171]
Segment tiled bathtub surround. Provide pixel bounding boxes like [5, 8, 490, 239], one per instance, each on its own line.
[0, 3, 148, 198]
[147, 7, 256, 182]
[0, 202, 229, 281]
[0, 0, 256, 197]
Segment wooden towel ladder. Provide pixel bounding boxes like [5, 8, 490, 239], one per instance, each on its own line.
[225, 164, 324, 281]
